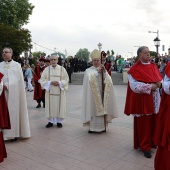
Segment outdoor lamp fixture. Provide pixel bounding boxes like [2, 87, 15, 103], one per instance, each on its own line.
[153, 37, 160, 56]
[97, 42, 102, 51]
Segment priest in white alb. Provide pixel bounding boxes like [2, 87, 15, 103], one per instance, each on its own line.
[81, 49, 118, 133]
[39, 55, 69, 128]
[0, 47, 31, 141]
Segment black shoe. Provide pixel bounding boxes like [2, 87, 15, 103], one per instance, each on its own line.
[45, 122, 53, 128]
[57, 123, 63, 128]
[10, 138, 17, 142]
[36, 103, 41, 108]
[143, 151, 152, 158]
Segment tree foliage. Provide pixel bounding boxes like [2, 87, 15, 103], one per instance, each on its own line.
[76, 48, 90, 61]
[0, 23, 32, 58]
[0, 0, 34, 29]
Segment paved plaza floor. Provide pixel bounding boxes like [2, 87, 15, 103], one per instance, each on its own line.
[0, 85, 156, 170]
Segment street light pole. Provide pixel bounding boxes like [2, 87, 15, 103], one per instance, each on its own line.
[148, 30, 160, 56]
[97, 42, 102, 52]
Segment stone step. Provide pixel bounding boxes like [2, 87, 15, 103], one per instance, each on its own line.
[70, 72, 127, 85]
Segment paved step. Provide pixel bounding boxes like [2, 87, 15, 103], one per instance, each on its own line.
[70, 71, 127, 85]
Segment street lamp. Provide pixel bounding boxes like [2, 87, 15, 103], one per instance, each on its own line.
[97, 42, 102, 51]
[154, 37, 161, 56]
[148, 30, 160, 56]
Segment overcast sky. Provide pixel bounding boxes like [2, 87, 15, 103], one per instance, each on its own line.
[25, 0, 170, 58]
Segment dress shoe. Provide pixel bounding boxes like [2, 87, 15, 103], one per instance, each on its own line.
[36, 103, 41, 108]
[57, 123, 63, 128]
[45, 122, 53, 128]
[10, 138, 18, 142]
[143, 151, 152, 158]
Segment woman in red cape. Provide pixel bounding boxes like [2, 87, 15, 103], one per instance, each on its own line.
[0, 72, 11, 163]
[154, 62, 170, 170]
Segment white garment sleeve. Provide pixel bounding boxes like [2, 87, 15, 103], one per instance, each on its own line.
[58, 81, 64, 91]
[163, 75, 170, 94]
[128, 74, 152, 94]
[0, 81, 3, 95]
[43, 81, 51, 91]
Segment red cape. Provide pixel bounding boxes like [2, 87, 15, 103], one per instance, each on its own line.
[128, 60, 162, 83]
[124, 60, 162, 115]
[164, 61, 170, 78]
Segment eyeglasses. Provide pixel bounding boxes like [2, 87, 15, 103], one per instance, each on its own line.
[2, 51, 11, 54]
[50, 59, 57, 61]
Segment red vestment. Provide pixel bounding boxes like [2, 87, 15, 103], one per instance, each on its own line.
[124, 60, 162, 151]
[154, 62, 170, 170]
[33, 65, 46, 100]
[0, 74, 11, 163]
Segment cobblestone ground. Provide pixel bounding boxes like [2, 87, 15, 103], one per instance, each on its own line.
[0, 85, 155, 170]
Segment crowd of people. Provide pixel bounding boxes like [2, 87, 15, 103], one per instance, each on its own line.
[1, 46, 170, 170]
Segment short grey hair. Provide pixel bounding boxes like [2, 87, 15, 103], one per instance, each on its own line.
[50, 55, 58, 59]
[3, 47, 13, 55]
[137, 46, 148, 56]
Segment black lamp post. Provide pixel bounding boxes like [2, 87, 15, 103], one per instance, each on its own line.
[153, 37, 160, 56]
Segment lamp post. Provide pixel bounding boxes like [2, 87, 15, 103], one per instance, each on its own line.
[97, 42, 102, 52]
[148, 30, 160, 56]
[153, 37, 161, 56]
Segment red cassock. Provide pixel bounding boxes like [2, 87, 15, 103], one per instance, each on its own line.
[105, 62, 111, 76]
[124, 60, 162, 151]
[33, 65, 46, 100]
[154, 62, 170, 170]
[0, 73, 11, 163]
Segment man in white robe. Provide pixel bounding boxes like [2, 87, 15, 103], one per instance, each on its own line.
[0, 47, 30, 141]
[81, 49, 118, 133]
[39, 55, 69, 128]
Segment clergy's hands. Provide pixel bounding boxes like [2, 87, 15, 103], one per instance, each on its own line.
[151, 83, 158, 91]
[156, 82, 162, 88]
[51, 81, 59, 86]
[98, 64, 106, 73]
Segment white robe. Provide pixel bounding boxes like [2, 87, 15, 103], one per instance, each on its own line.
[39, 65, 69, 119]
[81, 66, 118, 132]
[0, 60, 30, 139]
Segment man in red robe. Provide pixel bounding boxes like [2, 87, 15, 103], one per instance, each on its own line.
[124, 46, 162, 158]
[0, 72, 11, 163]
[154, 62, 170, 170]
[33, 57, 46, 108]
[101, 51, 112, 76]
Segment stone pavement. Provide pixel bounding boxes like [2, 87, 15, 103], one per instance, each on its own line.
[0, 85, 155, 170]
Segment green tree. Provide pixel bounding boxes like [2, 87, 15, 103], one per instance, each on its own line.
[32, 51, 45, 58]
[0, 23, 32, 58]
[0, 0, 34, 29]
[76, 48, 90, 61]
